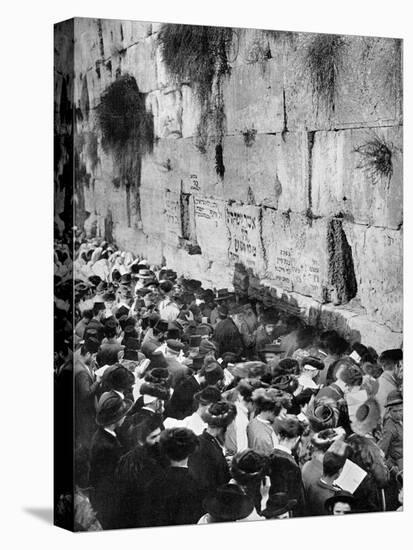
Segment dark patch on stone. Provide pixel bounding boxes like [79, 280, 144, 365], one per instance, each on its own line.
[95, 62, 101, 79]
[327, 217, 358, 305]
[120, 24, 124, 42]
[307, 131, 316, 209]
[215, 143, 225, 178]
[97, 19, 105, 58]
[104, 210, 114, 243]
[106, 60, 112, 74]
[242, 128, 257, 147]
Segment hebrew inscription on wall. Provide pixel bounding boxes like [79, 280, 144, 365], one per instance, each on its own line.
[225, 203, 264, 273]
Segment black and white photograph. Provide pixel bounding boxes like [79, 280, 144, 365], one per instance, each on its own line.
[52, 14, 404, 533]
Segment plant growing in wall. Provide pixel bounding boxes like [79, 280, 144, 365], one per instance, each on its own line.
[96, 74, 154, 223]
[305, 34, 346, 116]
[353, 134, 396, 187]
[157, 24, 232, 177]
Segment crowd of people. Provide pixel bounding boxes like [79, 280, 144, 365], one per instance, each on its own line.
[54, 234, 403, 531]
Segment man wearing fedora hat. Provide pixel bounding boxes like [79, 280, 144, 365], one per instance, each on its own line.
[89, 392, 132, 528]
[324, 490, 355, 515]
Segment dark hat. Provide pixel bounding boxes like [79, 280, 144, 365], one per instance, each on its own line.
[198, 339, 217, 358]
[204, 484, 254, 522]
[93, 301, 106, 312]
[220, 352, 239, 366]
[385, 390, 403, 408]
[217, 304, 229, 317]
[159, 428, 199, 461]
[215, 289, 234, 301]
[307, 399, 339, 432]
[159, 280, 174, 293]
[236, 378, 269, 400]
[167, 328, 181, 341]
[380, 348, 403, 362]
[104, 317, 117, 329]
[324, 491, 354, 513]
[103, 291, 116, 302]
[201, 362, 225, 383]
[311, 427, 346, 451]
[83, 337, 100, 354]
[144, 279, 159, 288]
[124, 325, 138, 338]
[154, 319, 169, 333]
[148, 351, 169, 370]
[262, 343, 284, 354]
[272, 374, 299, 394]
[190, 354, 205, 371]
[130, 261, 148, 274]
[351, 398, 381, 436]
[251, 387, 287, 412]
[302, 356, 324, 370]
[88, 275, 102, 287]
[263, 310, 279, 325]
[116, 305, 130, 319]
[194, 385, 221, 406]
[166, 339, 184, 353]
[140, 380, 170, 401]
[101, 364, 135, 392]
[203, 401, 237, 428]
[278, 358, 300, 375]
[189, 335, 202, 348]
[124, 337, 140, 351]
[144, 367, 171, 388]
[262, 492, 297, 519]
[231, 450, 268, 484]
[182, 278, 202, 292]
[95, 392, 132, 426]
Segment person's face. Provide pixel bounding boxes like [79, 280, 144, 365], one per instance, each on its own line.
[264, 352, 277, 363]
[264, 323, 276, 336]
[390, 404, 403, 422]
[332, 502, 351, 515]
[303, 366, 318, 379]
[145, 428, 161, 447]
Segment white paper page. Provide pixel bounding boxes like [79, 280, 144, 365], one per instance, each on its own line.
[335, 459, 367, 493]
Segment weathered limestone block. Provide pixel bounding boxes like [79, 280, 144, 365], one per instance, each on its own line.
[262, 210, 328, 301]
[344, 222, 402, 332]
[193, 196, 229, 262]
[146, 89, 183, 139]
[173, 139, 222, 198]
[285, 34, 402, 131]
[121, 37, 158, 93]
[223, 133, 308, 211]
[181, 85, 202, 139]
[311, 126, 402, 229]
[222, 59, 285, 134]
[74, 18, 100, 74]
[346, 315, 403, 354]
[225, 203, 265, 275]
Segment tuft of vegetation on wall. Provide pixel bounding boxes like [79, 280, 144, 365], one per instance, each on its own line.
[353, 135, 396, 187]
[157, 24, 232, 170]
[305, 34, 346, 116]
[97, 74, 154, 187]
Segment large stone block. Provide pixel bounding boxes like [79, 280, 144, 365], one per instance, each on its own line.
[223, 132, 308, 211]
[181, 85, 202, 139]
[261, 209, 329, 301]
[222, 59, 285, 135]
[311, 126, 403, 229]
[74, 18, 100, 74]
[285, 34, 402, 131]
[121, 37, 158, 93]
[193, 196, 229, 262]
[225, 203, 265, 275]
[344, 222, 403, 332]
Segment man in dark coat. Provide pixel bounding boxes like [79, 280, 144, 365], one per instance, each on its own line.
[165, 356, 204, 419]
[146, 428, 203, 526]
[115, 415, 166, 528]
[74, 338, 101, 449]
[268, 415, 306, 516]
[89, 392, 132, 529]
[188, 401, 236, 503]
[213, 305, 244, 358]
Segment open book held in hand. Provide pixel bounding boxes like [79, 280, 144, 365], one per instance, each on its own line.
[335, 459, 367, 494]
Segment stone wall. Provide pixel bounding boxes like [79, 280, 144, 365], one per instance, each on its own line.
[55, 18, 403, 352]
